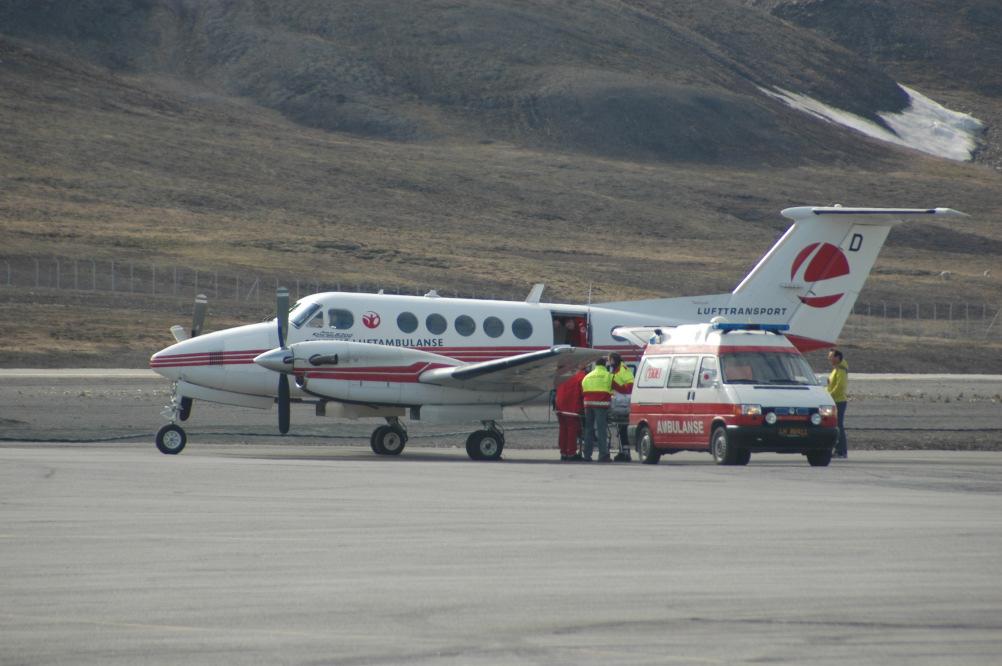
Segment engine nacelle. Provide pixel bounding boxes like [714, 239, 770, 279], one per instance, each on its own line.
[286, 340, 456, 370]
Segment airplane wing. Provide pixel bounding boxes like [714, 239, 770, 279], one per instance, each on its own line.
[418, 346, 606, 392]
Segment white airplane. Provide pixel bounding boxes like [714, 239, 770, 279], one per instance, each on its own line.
[150, 206, 965, 459]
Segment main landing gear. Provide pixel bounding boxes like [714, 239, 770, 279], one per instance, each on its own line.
[465, 422, 505, 461]
[370, 417, 408, 456]
[156, 383, 187, 454]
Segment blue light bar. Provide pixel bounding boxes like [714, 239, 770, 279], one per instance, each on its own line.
[712, 323, 790, 332]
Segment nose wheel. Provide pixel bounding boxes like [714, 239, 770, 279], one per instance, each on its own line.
[156, 424, 187, 455]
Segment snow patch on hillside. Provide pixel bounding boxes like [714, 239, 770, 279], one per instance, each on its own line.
[761, 84, 983, 161]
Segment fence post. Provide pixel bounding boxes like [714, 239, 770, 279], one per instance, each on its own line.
[34, 258, 40, 287]
[55, 258, 60, 289]
[91, 260, 97, 290]
[152, 264, 156, 296]
[3, 259, 9, 286]
[74, 260, 79, 290]
[193, 270, 198, 297]
[110, 260, 115, 292]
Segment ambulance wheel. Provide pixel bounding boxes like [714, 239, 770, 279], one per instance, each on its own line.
[806, 449, 832, 467]
[466, 430, 504, 461]
[710, 426, 740, 465]
[636, 425, 660, 465]
[371, 425, 406, 456]
[155, 424, 186, 455]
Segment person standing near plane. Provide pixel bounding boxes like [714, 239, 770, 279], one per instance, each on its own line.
[608, 353, 634, 462]
[827, 349, 849, 458]
[581, 358, 614, 462]
[555, 364, 587, 461]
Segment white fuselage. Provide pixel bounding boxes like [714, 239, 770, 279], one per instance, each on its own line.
[150, 292, 689, 407]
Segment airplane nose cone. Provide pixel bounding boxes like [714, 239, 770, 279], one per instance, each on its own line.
[254, 348, 294, 374]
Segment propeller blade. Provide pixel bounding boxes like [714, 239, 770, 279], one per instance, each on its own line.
[276, 287, 289, 348]
[278, 374, 291, 434]
[178, 396, 193, 421]
[191, 294, 208, 338]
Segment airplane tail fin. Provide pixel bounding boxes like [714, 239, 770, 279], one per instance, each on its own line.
[728, 206, 967, 349]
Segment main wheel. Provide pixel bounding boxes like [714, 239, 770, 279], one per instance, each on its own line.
[155, 424, 187, 455]
[806, 449, 832, 467]
[710, 426, 741, 465]
[735, 449, 751, 466]
[372, 425, 406, 456]
[466, 430, 504, 461]
[636, 425, 660, 465]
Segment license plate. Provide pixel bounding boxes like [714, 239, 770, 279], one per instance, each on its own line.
[779, 427, 807, 438]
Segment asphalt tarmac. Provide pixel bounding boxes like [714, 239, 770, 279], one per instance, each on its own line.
[2, 371, 1001, 664]
[2, 445, 1000, 665]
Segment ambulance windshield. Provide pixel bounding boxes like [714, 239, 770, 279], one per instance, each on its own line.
[720, 352, 819, 386]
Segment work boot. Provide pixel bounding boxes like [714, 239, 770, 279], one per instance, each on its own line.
[613, 452, 632, 462]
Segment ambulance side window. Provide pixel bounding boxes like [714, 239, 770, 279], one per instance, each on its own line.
[697, 356, 718, 388]
[667, 355, 698, 388]
[637, 356, 671, 388]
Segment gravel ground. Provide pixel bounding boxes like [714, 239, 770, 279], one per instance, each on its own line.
[1, 371, 1000, 453]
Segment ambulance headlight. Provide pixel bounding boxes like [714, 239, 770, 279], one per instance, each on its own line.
[810, 413, 822, 425]
[764, 412, 777, 425]
[739, 404, 762, 417]
[819, 405, 836, 418]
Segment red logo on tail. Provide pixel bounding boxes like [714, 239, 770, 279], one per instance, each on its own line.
[361, 311, 381, 329]
[791, 243, 850, 308]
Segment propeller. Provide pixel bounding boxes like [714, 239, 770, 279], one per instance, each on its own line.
[177, 294, 208, 422]
[276, 287, 291, 435]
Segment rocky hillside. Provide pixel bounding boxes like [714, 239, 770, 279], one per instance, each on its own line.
[0, 0, 920, 166]
[0, 0, 999, 369]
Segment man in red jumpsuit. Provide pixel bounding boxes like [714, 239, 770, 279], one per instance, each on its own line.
[555, 365, 587, 461]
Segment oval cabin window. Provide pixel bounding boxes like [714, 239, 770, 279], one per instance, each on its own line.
[512, 318, 533, 340]
[397, 311, 418, 333]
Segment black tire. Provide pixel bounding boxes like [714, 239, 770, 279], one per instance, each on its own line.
[155, 424, 187, 455]
[466, 430, 504, 461]
[372, 425, 406, 456]
[369, 426, 386, 451]
[806, 449, 832, 467]
[636, 425, 660, 465]
[710, 426, 741, 465]
[735, 449, 751, 466]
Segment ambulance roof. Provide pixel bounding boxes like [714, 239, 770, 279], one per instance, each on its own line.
[646, 323, 796, 355]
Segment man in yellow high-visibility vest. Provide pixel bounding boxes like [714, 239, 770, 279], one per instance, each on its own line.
[609, 353, 634, 462]
[581, 357, 614, 462]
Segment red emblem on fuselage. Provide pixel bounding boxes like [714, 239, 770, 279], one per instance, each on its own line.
[362, 311, 381, 329]
[791, 242, 850, 308]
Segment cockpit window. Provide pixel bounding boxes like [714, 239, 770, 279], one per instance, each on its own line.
[290, 302, 321, 328]
[328, 309, 354, 329]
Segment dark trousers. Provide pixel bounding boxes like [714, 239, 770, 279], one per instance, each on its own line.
[835, 401, 848, 456]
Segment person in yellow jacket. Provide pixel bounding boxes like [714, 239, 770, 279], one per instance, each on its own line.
[581, 358, 614, 462]
[827, 349, 849, 459]
[608, 353, 634, 462]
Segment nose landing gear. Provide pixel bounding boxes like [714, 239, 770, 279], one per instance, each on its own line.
[156, 383, 187, 454]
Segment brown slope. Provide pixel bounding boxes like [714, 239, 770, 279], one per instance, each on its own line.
[2, 0, 909, 166]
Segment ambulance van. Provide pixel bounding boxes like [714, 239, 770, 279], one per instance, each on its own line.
[626, 322, 838, 466]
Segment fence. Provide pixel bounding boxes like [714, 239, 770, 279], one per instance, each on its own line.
[2, 254, 1000, 340]
[0, 255, 528, 304]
